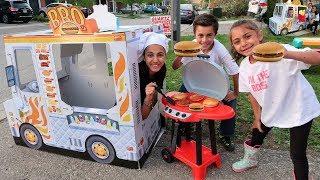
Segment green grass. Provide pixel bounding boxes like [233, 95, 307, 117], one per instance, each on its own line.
[165, 30, 320, 152]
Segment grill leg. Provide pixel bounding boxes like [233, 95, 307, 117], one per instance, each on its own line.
[208, 120, 217, 154]
[195, 122, 202, 165]
[170, 121, 179, 153]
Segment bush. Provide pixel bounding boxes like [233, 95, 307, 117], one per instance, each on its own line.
[32, 15, 49, 22]
[214, 0, 249, 18]
[263, 0, 277, 24]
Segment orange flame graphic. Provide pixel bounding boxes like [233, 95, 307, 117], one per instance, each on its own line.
[25, 97, 51, 140]
[120, 93, 129, 118]
[114, 53, 126, 86]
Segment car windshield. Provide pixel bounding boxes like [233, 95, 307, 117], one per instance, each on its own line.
[180, 4, 192, 10]
[12, 1, 31, 8]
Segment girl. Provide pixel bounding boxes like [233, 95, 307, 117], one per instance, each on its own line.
[229, 20, 320, 180]
[138, 32, 169, 119]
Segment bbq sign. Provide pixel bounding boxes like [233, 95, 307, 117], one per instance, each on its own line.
[151, 15, 171, 35]
[47, 5, 98, 35]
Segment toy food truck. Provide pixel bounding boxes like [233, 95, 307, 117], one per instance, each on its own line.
[2, 5, 164, 168]
[269, 1, 307, 35]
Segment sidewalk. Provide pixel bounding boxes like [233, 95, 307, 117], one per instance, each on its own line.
[0, 120, 319, 179]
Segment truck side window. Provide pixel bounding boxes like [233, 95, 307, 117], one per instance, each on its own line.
[15, 49, 39, 93]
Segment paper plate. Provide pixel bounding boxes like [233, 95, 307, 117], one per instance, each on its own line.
[183, 59, 229, 101]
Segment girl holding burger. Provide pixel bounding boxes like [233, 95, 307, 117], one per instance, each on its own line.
[229, 19, 320, 179]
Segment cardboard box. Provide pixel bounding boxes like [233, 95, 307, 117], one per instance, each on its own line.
[2, 23, 164, 168]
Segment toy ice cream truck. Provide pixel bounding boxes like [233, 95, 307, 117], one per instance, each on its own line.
[3, 5, 164, 168]
[269, 0, 307, 35]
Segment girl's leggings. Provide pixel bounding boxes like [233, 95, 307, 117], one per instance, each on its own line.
[251, 120, 313, 180]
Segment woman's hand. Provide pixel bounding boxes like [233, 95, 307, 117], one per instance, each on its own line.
[224, 90, 238, 102]
[252, 118, 263, 132]
[145, 82, 156, 96]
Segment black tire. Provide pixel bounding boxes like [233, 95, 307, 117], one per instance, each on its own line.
[161, 148, 174, 163]
[298, 25, 304, 31]
[86, 136, 116, 164]
[2, 14, 11, 24]
[20, 124, 43, 149]
[280, 28, 288, 36]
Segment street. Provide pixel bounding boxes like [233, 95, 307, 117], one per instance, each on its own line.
[1, 120, 319, 180]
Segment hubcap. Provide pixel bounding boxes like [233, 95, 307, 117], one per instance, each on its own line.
[92, 142, 109, 159]
[24, 129, 38, 145]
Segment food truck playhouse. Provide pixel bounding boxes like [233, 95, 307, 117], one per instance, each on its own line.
[2, 5, 164, 168]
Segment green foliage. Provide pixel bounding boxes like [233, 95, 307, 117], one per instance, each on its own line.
[69, 0, 94, 8]
[213, 0, 249, 18]
[263, 0, 277, 24]
[32, 15, 49, 22]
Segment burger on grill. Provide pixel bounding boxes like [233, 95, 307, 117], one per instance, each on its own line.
[189, 103, 204, 112]
[174, 41, 202, 57]
[189, 94, 205, 102]
[203, 97, 219, 107]
[172, 92, 188, 101]
[176, 99, 190, 107]
[252, 42, 285, 62]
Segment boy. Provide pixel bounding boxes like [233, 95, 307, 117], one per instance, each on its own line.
[172, 13, 239, 151]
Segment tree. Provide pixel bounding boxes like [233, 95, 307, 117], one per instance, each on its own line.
[68, 0, 94, 8]
[115, 0, 143, 14]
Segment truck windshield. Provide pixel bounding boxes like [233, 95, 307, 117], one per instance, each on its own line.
[274, 6, 283, 17]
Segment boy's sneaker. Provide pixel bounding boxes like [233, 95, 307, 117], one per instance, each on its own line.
[219, 136, 235, 152]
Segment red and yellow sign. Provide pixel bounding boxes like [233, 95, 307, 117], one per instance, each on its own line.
[47, 5, 98, 35]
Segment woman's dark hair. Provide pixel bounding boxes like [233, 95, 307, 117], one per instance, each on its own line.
[312, 5, 319, 15]
[229, 19, 262, 62]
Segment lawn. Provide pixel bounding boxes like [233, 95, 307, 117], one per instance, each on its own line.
[164, 29, 320, 151]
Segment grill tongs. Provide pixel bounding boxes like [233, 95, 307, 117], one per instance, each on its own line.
[154, 85, 176, 105]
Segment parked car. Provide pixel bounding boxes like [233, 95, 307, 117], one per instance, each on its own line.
[144, 5, 162, 14]
[0, 0, 33, 23]
[119, 5, 142, 14]
[180, 4, 198, 24]
[39, 3, 91, 18]
[158, 5, 168, 14]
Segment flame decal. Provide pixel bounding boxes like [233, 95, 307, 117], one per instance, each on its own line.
[114, 53, 126, 85]
[24, 97, 51, 140]
[120, 93, 129, 117]
[26, 97, 40, 124]
[40, 106, 48, 127]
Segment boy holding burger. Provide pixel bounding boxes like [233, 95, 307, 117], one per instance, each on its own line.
[172, 13, 239, 151]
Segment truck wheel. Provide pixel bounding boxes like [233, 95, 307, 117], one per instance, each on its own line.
[20, 124, 43, 149]
[298, 25, 304, 31]
[161, 148, 174, 163]
[86, 136, 116, 164]
[280, 28, 288, 35]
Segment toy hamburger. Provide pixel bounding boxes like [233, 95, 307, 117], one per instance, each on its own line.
[189, 94, 205, 102]
[176, 99, 190, 107]
[203, 97, 219, 107]
[174, 41, 201, 57]
[172, 92, 188, 101]
[252, 42, 285, 62]
[188, 103, 204, 112]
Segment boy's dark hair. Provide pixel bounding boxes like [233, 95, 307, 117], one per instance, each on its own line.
[193, 13, 219, 34]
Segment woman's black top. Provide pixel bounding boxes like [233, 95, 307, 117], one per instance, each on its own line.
[139, 61, 166, 105]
